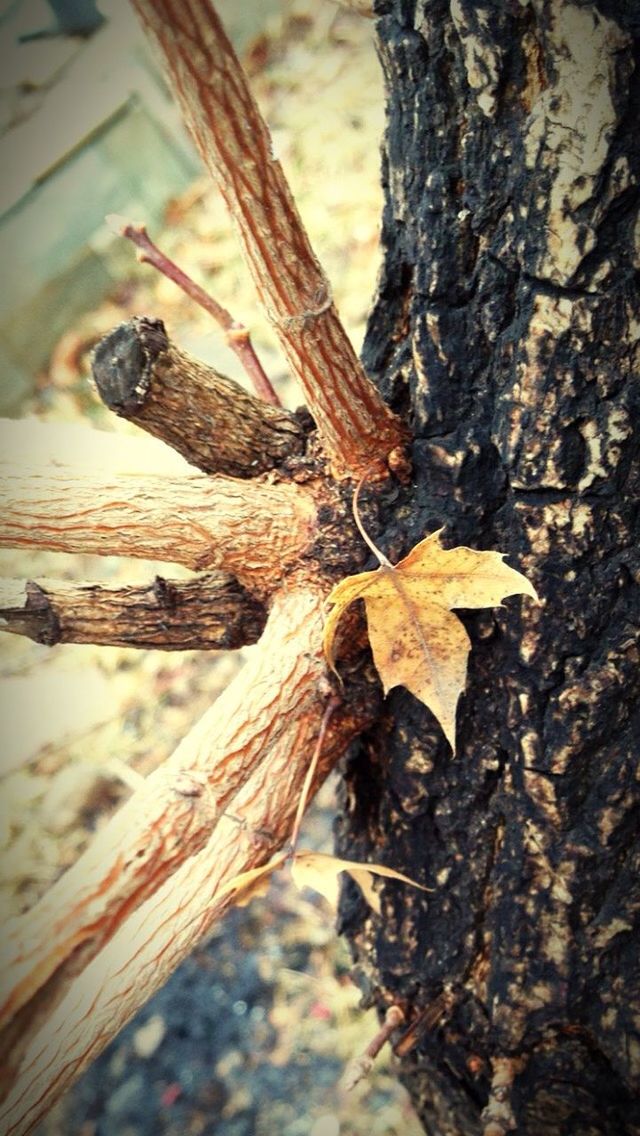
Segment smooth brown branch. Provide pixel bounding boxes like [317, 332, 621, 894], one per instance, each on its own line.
[91, 316, 303, 477]
[342, 1005, 406, 1091]
[130, 0, 408, 477]
[0, 465, 316, 590]
[0, 573, 266, 651]
[0, 585, 378, 1134]
[106, 215, 281, 406]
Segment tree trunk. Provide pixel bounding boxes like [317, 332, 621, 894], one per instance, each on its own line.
[336, 3, 640, 1134]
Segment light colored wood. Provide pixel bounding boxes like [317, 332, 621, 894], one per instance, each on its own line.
[130, 0, 407, 477]
[0, 769, 219, 1035]
[332, 0, 374, 15]
[0, 466, 316, 588]
[0, 585, 374, 1135]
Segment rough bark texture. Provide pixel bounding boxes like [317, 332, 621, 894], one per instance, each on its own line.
[0, 467, 316, 587]
[0, 573, 266, 650]
[336, 4, 640, 1134]
[91, 317, 305, 477]
[130, 0, 408, 478]
[0, 768, 219, 1084]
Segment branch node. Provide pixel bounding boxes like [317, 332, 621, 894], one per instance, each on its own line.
[0, 573, 268, 650]
[342, 1004, 405, 1091]
[272, 284, 334, 332]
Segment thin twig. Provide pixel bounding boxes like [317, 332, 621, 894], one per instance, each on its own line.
[352, 466, 392, 567]
[342, 1004, 405, 1091]
[106, 214, 281, 406]
[481, 1056, 521, 1136]
[288, 694, 341, 855]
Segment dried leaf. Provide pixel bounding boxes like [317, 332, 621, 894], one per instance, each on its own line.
[290, 850, 430, 913]
[216, 854, 286, 907]
[324, 529, 538, 751]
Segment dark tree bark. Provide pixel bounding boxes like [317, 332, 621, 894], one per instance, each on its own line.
[337, 4, 640, 1134]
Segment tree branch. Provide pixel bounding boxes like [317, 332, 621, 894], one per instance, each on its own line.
[0, 768, 219, 1057]
[0, 573, 266, 650]
[130, 0, 408, 477]
[0, 466, 316, 587]
[0, 586, 378, 1133]
[91, 317, 305, 477]
[106, 216, 281, 406]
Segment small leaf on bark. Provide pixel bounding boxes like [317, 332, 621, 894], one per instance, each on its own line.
[323, 529, 538, 751]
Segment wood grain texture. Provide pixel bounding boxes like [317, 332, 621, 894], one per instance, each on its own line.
[91, 316, 305, 477]
[0, 770, 219, 1037]
[0, 573, 266, 650]
[0, 585, 378, 1135]
[130, 0, 407, 477]
[0, 466, 316, 588]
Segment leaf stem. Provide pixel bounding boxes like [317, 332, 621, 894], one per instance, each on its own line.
[288, 693, 340, 856]
[352, 468, 392, 567]
[107, 214, 281, 406]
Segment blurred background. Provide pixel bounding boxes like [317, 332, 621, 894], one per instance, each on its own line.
[0, 2, 423, 1133]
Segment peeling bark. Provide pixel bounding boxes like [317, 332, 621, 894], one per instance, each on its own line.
[0, 573, 266, 650]
[0, 768, 219, 1070]
[337, 3, 640, 1134]
[91, 317, 305, 477]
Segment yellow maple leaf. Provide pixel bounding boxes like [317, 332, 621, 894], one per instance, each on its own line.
[323, 527, 538, 752]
